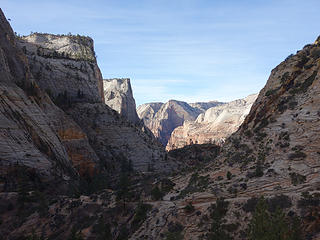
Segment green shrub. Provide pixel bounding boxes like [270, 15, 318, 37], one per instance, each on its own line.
[184, 202, 195, 213]
[151, 186, 163, 200]
[280, 72, 290, 84]
[131, 202, 152, 231]
[243, 197, 260, 212]
[226, 171, 232, 180]
[290, 71, 318, 95]
[310, 47, 320, 59]
[248, 197, 302, 240]
[177, 173, 209, 199]
[288, 151, 307, 160]
[92, 217, 112, 240]
[265, 89, 278, 96]
[208, 198, 231, 240]
[268, 195, 292, 212]
[295, 55, 309, 69]
[255, 161, 264, 177]
[117, 225, 129, 240]
[244, 130, 253, 138]
[165, 222, 184, 240]
[68, 228, 84, 240]
[297, 192, 320, 208]
[289, 172, 306, 185]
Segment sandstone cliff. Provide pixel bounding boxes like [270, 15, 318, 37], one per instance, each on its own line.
[167, 94, 257, 150]
[0, 10, 90, 191]
[18, 32, 173, 173]
[103, 78, 139, 123]
[137, 100, 223, 146]
[18, 33, 104, 103]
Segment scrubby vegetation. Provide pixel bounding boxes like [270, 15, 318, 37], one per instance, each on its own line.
[184, 202, 195, 213]
[207, 198, 231, 240]
[248, 197, 302, 240]
[290, 172, 306, 186]
[164, 222, 184, 240]
[131, 202, 152, 232]
[178, 172, 209, 199]
[243, 195, 292, 213]
[290, 71, 318, 95]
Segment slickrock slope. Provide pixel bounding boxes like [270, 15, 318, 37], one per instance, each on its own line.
[131, 38, 320, 239]
[18, 32, 172, 173]
[167, 94, 257, 150]
[103, 78, 140, 123]
[137, 100, 223, 146]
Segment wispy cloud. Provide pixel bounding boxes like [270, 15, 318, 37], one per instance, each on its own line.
[3, 0, 320, 106]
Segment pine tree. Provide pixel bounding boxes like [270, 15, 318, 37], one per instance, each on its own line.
[248, 197, 303, 240]
[248, 197, 271, 240]
[116, 174, 131, 210]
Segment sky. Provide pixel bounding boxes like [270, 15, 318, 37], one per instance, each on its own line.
[2, 0, 320, 106]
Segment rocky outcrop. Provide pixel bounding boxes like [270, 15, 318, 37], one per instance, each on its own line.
[136, 102, 164, 122]
[18, 33, 104, 103]
[166, 94, 257, 150]
[137, 100, 223, 146]
[103, 78, 139, 123]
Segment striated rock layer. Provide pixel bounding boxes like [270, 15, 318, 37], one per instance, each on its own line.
[103, 78, 139, 123]
[18, 33, 104, 103]
[167, 94, 257, 150]
[0, 9, 86, 190]
[137, 100, 223, 146]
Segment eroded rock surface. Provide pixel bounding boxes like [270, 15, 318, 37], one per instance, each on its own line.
[137, 100, 223, 146]
[103, 78, 139, 123]
[167, 94, 257, 150]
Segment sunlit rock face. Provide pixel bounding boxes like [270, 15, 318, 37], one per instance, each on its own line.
[103, 78, 140, 123]
[166, 94, 258, 150]
[137, 100, 223, 146]
[18, 33, 104, 103]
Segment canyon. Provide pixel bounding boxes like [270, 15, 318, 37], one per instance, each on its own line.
[1, 7, 320, 240]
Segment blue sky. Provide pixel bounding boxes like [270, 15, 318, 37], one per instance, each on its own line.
[2, 0, 320, 105]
